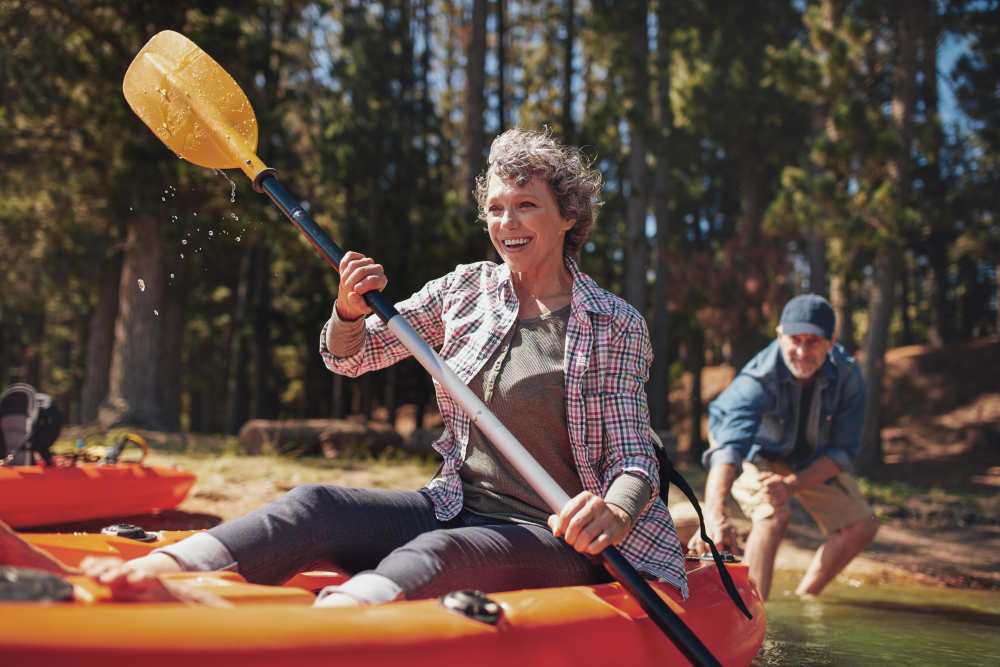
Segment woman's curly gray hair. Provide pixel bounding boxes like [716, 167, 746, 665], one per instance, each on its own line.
[474, 128, 603, 257]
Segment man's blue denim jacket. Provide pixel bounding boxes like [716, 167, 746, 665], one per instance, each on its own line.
[703, 340, 866, 473]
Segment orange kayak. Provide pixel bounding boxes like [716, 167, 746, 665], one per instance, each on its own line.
[0, 464, 196, 528]
[2, 530, 766, 666]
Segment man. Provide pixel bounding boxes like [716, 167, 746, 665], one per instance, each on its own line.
[689, 294, 879, 599]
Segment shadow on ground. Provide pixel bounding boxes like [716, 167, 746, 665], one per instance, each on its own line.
[18, 509, 223, 533]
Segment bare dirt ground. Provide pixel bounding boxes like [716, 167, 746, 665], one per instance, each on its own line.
[31, 339, 1000, 592]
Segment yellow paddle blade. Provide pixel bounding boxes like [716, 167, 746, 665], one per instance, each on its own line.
[122, 30, 268, 182]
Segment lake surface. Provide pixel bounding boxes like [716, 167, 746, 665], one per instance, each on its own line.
[753, 572, 1000, 666]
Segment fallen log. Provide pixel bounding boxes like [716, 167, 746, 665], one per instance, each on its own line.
[238, 419, 403, 458]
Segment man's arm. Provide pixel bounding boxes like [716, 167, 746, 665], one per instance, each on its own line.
[688, 462, 739, 555]
[822, 366, 867, 473]
[758, 455, 840, 507]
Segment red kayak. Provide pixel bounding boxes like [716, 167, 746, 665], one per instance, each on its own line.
[0, 463, 196, 528]
[3, 529, 766, 667]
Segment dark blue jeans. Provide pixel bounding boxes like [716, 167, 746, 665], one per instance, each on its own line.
[208, 484, 609, 600]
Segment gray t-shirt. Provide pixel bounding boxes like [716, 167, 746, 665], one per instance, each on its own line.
[460, 305, 581, 524]
[326, 301, 651, 525]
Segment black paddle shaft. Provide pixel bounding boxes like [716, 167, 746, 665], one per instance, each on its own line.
[603, 548, 721, 667]
[255, 171, 397, 323]
[253, 170, 721, 667]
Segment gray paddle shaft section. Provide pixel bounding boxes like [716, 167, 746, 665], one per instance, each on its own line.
[386, 315, 572, 514]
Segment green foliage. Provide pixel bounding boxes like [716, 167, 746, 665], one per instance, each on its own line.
[0, 0, 997, 436]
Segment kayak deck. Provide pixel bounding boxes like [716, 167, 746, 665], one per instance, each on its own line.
[4, 530, 766, 667]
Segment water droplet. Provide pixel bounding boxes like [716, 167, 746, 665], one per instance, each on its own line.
[208, 230, 214, 237]
[169, 273, 175, 279]
[137, 279, 146, 292]
[230, 213, 239, 221]
[180, 253, 185, 259]
[154, 309, 160, 317]
[193, 212, 198, 217]
[161, 197, 166, 202]
[215, 169, 237, 203]
[181, 239, 188, 245]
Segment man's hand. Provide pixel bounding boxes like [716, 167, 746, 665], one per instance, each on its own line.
[687, 512, 737, 555]
[758, 471, 796, 507]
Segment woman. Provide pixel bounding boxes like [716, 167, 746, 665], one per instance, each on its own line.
[79, 128, 687, 605]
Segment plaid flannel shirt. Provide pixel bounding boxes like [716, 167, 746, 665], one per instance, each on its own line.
[320, 258, 687, 596]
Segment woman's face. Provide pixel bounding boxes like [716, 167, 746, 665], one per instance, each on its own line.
[484, 173, 574, 275]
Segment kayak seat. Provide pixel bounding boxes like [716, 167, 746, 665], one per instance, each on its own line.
[0, 383, 60, 466]
[0, 384, 36, 465]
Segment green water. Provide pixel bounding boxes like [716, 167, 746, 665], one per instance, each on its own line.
[753, 572, 1000, 666]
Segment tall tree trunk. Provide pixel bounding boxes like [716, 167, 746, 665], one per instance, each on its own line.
[830, 267, 856, 353]
[727, 158, 770, 369]
[858, 2, 920, 474]
[331, 374, 346, 419]
[648, 233, 672, 431]
[620, 0, 651, 314]
[384, 365, 398, 426]
[921, 6, 950, 348]
[461, 0, 488, 207]
[80, 253, 121, 423]
[926, 241, 951, 346]
[99, 216, 167, 429]
[899, 252, 914, 345]
[560, 0, 575, 143]
[858, 247, 901, 473]
[496, 0, 506, 133]
[648, 0, 674, 431]
[226, 247, 253, 433]
[995, 264, 1000, 335]
[687, 326, 706, 463]
[156, 269, 185, 431]
[252, 243, 275, 419]
[807, 235, 829, 296]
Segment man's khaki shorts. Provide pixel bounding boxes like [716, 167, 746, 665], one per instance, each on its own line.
[731, 460, 874, 535]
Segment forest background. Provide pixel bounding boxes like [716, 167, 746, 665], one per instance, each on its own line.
[1, 0, 997, 477]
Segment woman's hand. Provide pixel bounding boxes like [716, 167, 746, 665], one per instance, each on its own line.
[335, 251, 388, 321]
[548, 491, 632, 556]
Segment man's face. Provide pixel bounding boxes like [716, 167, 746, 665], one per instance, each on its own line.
[777, 328, 833, 381]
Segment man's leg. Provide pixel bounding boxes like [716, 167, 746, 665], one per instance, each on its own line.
[743, 508, 790, 601]
[796, 515, 879, 596]
[794, 473, 879, 596]
[729, 461, 792, 601]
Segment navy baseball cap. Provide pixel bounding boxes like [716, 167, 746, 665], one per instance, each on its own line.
[779, 294, 835, 340]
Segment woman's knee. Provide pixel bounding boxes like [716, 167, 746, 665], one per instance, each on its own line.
[399, 530, 467, 565]
[282, 483, 330, 508]
[277, 483, 355, 517]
